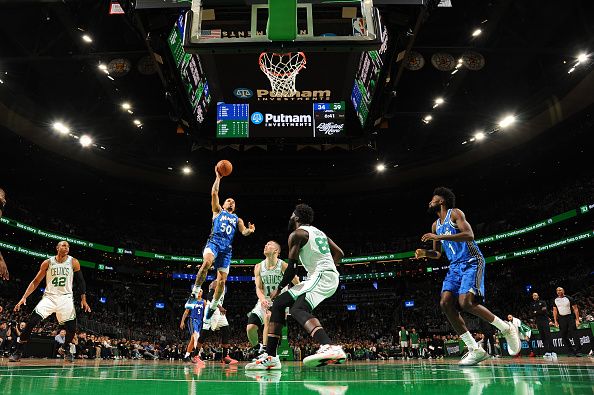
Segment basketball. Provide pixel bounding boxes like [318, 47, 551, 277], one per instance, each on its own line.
[216, 160, 233, 177]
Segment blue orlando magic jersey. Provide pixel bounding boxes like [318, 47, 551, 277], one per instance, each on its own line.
[190, 301, 206, 320]
[436, 209, 484, 264]
[209, 211, 238, 248]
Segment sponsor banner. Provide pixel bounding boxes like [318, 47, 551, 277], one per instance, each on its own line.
[501, 327, 593, 355]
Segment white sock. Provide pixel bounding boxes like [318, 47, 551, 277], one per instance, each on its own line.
[460, 331, 479, 351]
[184, 352, 190, 358]
[491, 316, 509, 332]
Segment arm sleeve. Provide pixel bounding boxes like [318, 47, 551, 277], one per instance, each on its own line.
[74, 270, 87, 294]
[278, 258, 298, 290]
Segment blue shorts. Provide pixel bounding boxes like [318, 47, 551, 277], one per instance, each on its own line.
[203, 241, 232, 273]
[188, 318, 202, 336]
[441, 258, 485, 298]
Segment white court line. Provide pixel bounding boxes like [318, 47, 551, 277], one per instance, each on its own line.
[0, 374, 590, 383]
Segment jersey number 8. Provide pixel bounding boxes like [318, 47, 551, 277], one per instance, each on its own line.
[315, 237, 330, 254]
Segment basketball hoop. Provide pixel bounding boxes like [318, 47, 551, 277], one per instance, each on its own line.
[258, 52, 306, 98]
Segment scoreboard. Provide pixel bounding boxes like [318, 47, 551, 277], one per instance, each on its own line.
[216, 101, 345, 138]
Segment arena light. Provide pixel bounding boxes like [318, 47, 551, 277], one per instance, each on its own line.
[568, 67, 576, 74]
[182, 166, 192, 175]
[433, 97, 444, 108]
[133, 119, 141, 125]
[376, 163, 386, 172]
[474, 132, 485, 141]
[79, 135, 93, 147]
[472, 28, 482, 37]
[52, 122, 70, 135]
[576, 53, 588, 63]
[121, 102, 131, 110]
[498, 115, 516, 128]
[422, 115, 433, 124]
[0, 79, 3, 84]
[82, 34, 93, 43]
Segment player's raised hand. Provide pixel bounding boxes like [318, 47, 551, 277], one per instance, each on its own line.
[248, 222, 255, 233]
[81, 300, 92, 313]
[14, 298, 26, 312]
[421, 233, 439, 242]
[214, 165, 222, 179]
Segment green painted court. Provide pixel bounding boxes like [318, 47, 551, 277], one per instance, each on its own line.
[0, 359, 592, 395]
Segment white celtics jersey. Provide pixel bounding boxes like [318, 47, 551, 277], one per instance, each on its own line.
[45, 255, 74, 296]
[298, 226, 338, 276]
[260, 259, 284, 300]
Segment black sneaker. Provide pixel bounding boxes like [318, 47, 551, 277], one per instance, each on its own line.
[9, 351, 22, 362]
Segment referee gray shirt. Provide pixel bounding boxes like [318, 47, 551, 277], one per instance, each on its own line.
[554, 296, 574, 316]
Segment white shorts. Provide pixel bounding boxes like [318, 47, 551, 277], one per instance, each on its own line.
[411, 343, 419, 349]
[287, 270, 339, 310]
[401, 341, 408, 348]
[34, 294, 76, 324]
[203, 308, 228, 331]
[247, 302, 269, 325]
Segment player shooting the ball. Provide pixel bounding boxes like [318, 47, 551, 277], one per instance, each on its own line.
[186, 161, 255, 326]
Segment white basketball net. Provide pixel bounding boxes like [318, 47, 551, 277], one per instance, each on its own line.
[259, 52, 307, 97]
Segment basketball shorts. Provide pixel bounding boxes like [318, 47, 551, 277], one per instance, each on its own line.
[247, 301, 269, 326]
[203, 241, 232, 274]
[401, 341, 408, 348]
[203, 307, 229, 331]
[188, 318, 203, 336]
[34, 294, 76, 324]
[441, 257, 485, 298]
[287, 270, 339, 310]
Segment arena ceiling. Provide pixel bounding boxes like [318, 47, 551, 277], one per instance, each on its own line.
[0, 0, 593, 191]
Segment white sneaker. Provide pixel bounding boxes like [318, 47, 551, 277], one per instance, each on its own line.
[551, 352, 558, 361]
[303, 345, 347, 368]
[543, 352, 552, 360]
[245, 353, 281, 370]
[459, 347, 490, 366]
[501, 322, 521, 356]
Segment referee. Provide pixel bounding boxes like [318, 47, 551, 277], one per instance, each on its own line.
[530, 292, 552, 358]
[552, 287, 582, 357]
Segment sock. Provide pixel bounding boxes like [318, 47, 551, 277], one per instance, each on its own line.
[491, 316, 509, 332]
[460, 331, 479, 351]
[312, 328, 331, 345]
[266, 336, 280, 357]
[184, 352, 190, 358]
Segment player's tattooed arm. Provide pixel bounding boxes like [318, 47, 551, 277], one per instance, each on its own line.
[211, 166, 223, 215]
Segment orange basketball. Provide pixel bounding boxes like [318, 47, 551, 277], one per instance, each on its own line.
[216, 160, 233, 177]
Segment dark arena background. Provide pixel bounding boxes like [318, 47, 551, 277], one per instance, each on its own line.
[0, 1, 593, 394]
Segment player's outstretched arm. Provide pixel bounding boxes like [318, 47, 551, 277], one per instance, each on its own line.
[327, 237, 344, 265]
[211, 166, 223, 214]
[238, 218, 255, 236]
[72, 259, 91, 313]
[14, 260, 49, 311]
[417, 221, 442, 259]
